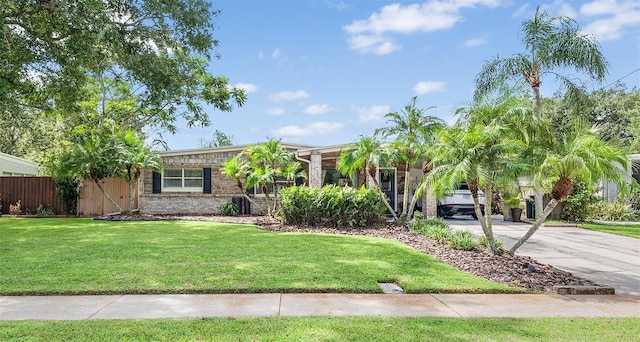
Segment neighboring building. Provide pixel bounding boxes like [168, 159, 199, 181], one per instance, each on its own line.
[0, 152, 40, 176]
[138, 144, 436, 217]
[600, 153, 640, 201]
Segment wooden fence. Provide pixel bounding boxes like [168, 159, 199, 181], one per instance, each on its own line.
[0, 177, 63, 214]
[77, 178, 136, 216]
[0, 176, 136, 216]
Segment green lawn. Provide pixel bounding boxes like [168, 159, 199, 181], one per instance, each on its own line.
[0, 218, 516, 295]
[1, 317, 636, 341]
[579, 222, 640, 239]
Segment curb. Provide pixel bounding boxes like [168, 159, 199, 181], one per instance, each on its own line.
[553, 285, 615, 295]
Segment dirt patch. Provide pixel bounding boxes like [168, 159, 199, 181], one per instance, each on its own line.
[100, 214, 600, 293]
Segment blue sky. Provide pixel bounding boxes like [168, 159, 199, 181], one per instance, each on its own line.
[163, 0, 640, 150]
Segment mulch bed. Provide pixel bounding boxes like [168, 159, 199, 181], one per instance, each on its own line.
[99, 213, 601, 293]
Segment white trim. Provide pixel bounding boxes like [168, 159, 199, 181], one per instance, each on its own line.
[156, 143, 315, 157]
[161, 168, 203, 192]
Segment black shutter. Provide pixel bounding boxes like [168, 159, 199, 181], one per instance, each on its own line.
[203, 167, 212, 194]
[152, 171, 162, 194]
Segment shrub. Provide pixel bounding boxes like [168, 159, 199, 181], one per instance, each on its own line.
[449, 230, 475, 251]
[221, 202, 239, 216]
[279, 185, 386, 227]
[478, 235, 504, 250]
[54, 175, 81, 215]
[36, 204, 55, 217]
[562, 181, 600, 222]
[410, 217, 452, 244]
[593, 201, 638, 222]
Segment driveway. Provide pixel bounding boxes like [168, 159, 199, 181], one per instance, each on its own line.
[446, 216, 640, 295]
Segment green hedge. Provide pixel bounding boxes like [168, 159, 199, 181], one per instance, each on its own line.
[279, 185, 386, 227]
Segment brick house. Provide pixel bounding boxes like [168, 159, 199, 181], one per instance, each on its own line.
[138, 144, 438, 217]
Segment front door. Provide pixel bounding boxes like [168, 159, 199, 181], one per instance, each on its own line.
[378, 168, 397, 213]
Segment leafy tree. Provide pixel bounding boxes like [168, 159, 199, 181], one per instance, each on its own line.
[199, 130, 234, 148]
[337, 136, 398, 220]
[375, 96, 444, 221]
[2, 0, 246, 141]
[509, 124, 632, 254]
[474, 6, 609, 217]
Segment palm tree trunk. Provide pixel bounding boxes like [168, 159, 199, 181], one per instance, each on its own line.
[94, 179, 123, 213]
[509, 198, 559, 255]
[401, 163, 410, 217]
[365, 163, 398, 220]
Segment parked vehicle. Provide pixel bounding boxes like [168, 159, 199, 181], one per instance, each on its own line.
[438, 183, 485, 219]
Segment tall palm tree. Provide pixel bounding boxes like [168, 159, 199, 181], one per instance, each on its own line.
[337, 135, 398, 220]
[475, 6, 608, 107]
[375, 96, 444, 221]
[509, 124, 631, 254]
[474, 6, 609, 218]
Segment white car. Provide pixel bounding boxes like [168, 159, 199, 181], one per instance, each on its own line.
[438, 183, 485, 219]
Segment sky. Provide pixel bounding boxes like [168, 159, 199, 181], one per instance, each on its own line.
[162, 0, 640, 151]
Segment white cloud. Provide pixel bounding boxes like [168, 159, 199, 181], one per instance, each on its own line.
[460, 37, 488, 47]
[269, 90, 309, 101]
[266, 107, 285, 115]
[303, 104, 335, 115]
[354, 105, 391, 124]
[414, 81, 446, 95]
[271, 122, 344, 137]
[272, 48, 281, 58]
[258, 51, 264, 59]
[234, 83, 258, 93]
[327, 1, 349, 10]
[580, 0, 640, 41]
[343, 0, 501, 54]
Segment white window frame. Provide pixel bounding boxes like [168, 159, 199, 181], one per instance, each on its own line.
[162, 168, 203, 192]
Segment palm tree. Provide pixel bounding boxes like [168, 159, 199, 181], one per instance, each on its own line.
[425, 122, 526, 254]
[60, 133, 124, 212]
[220, 155, 267, 214]
[475, 6, 608, 107]
[509, 124, 632, 254]
[241, 139, 302, 216]
[337, 136, 398, 220]
[474, 7, 609, 218]
[375, 96, 444, 221]
[117, 129, 162, 213]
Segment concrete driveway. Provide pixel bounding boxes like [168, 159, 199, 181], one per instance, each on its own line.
[446, 216, 640, 295]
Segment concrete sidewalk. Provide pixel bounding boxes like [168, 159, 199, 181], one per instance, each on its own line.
[1, 293, 638, 320]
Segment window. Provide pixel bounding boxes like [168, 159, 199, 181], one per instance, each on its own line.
[163, 168, 203, 191]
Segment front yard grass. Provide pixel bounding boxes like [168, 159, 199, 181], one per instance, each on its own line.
[579, 222, 640, 239]
[1, 317, 637, 341]
[0, 218, 517, 295]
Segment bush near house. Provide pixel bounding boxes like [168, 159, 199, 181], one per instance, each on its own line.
[279, 185, 385, 227]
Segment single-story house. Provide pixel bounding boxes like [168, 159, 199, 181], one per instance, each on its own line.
[138, 144, 437, 217]
[0, 152, 40, 176]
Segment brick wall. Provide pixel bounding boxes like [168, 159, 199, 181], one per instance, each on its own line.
[139, 151, 269, 215]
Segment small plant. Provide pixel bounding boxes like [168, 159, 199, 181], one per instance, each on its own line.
[9, 200, 21, 214]
[36, 204, 55, 217]
[593, 201, 638, 222]
[449, 230, 475, 251]
[221, 202, 239, 216]
[410, 217, 452, 244]
[478, 235, 504, 250]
